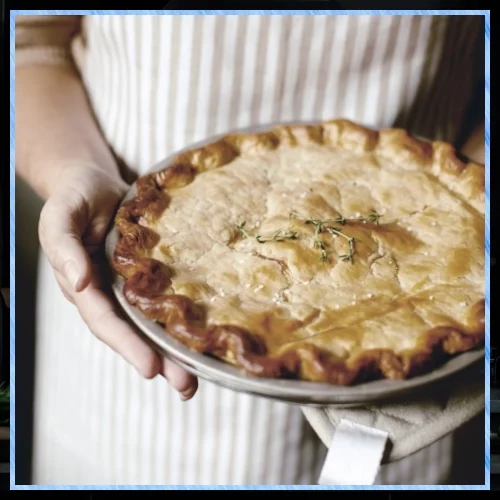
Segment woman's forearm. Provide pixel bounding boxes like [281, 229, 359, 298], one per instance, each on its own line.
[16, 64, 120, 200]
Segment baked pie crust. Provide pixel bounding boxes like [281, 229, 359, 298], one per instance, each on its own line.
[112, 119, 485, 385]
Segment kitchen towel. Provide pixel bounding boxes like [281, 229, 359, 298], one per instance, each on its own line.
[303, 363, 484, 473]
[318, 419, 390, 485]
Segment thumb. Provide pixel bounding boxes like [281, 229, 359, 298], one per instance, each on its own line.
[39, 196, 93, 293]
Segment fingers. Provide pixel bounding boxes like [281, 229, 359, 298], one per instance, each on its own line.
[54, 270, 76, 304]
[39, 196, 92, 293]
[74, 280, 199, 397]
[76, 280, 201, 395]
[74, 282, 162, 379]
[54, 268, 199, 398]
[161, 358, 198, 400]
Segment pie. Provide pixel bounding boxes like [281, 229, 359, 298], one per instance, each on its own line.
[112, 119, 485, 385]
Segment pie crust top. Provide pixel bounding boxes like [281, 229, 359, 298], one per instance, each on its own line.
[112, 119, 485, 385]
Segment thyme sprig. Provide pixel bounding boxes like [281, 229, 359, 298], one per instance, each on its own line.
[305, 219, 328, 261]
[291, 210, 382, 227]
[256, 229, 298, 243]
[238, 208, 379, 263]
[236, 222, 298, 244]
[326, 227, 356, 263]
[314, 239, 328, 261]
[357, 210, 382, 225]
[305, 219, 356, 263]
[332, 215, 347, 225]
[236, 221, 252, 238]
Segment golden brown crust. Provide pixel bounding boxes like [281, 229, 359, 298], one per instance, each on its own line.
[112, 119, 485, 385]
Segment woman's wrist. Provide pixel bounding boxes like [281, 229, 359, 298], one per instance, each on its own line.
[45, 158, 126, 199]
[16, 65, 124, 199]
[24, 152, 123, 200]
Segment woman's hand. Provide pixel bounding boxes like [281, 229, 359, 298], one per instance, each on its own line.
[16, 62, 198, 400]
[38, 163, 198, 400]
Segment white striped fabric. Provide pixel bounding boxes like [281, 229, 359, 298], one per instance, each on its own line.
[16, 14, 483, 485]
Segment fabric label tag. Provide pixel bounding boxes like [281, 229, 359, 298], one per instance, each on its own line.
[318, 418, 389, 486]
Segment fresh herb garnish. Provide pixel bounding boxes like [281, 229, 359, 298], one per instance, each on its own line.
[333, 215, 347, 225]
[357, 210, 382, 225]
[292, 210, 381, 227]
[256, 229, 298, 243]
[314, 239, 328, 261]
[238, 208, 379, 263]
[237, 222, 298, 244]
[236, 221, 252, 238]
[305, 219, 329, 261]
[304, 219, 356, 263]
[326, 227, 356, 263]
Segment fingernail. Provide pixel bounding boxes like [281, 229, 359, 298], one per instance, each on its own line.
[180, 389, 195, 401]
[64, 260, 81, 290]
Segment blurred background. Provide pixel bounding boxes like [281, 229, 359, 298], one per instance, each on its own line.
[14, 179, 41, 484]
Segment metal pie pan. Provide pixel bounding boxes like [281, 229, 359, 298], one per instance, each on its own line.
[105, 122, 485, 407]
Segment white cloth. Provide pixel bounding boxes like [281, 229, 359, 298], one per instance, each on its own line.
[304, 365, 484, 483]
[15, 14, 484, 485]
[318, 420, 390, 485]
